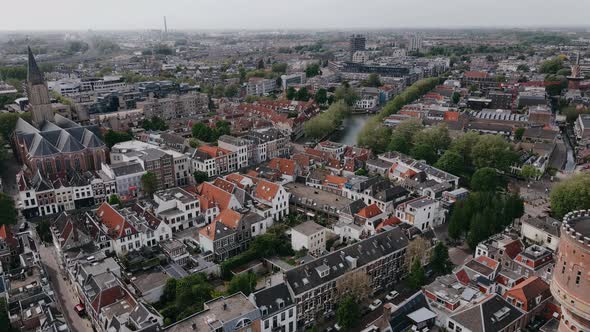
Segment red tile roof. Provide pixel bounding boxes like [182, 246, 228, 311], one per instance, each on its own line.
[376, 216, 401, 231]
[214, 209, 242, 229]
[324, 175, 347, 188]
[475, 255, 500, 270]
[213, 178, 236, 193]
[268, 158, 297, 176]
[197, 182, 233, 211]
[455, 269, 471, 285]
[504, 276, 551, 312]
[198, 145, 231, 158]
[254, 179, 280, 202]
[357, 204, 383, 219]
[444, 111, 460, 122]
[96, 202, 137, 240]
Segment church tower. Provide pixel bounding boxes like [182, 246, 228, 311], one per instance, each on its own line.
[26, 47, 54, 128]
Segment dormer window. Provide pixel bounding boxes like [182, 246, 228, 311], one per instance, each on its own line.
[125, 228, 132, 235]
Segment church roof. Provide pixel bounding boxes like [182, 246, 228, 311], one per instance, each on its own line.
[14, 117, 105, 157]
[27, 46, 45, 85]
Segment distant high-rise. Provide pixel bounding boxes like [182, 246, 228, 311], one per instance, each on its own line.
[163, 16, 168, 35]
[26, 47, 54, 128]
[349, 34, 366, 60]
[409, 35, 423, 53]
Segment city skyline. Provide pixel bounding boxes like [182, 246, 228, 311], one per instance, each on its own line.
[2, 0, 590, 31]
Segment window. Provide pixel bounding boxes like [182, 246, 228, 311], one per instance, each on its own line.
[448, 321, 455, 329]
[576, 271, 582, 284]
[264, 320, 269, 329]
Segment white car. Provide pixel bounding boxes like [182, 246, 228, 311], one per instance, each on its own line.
[334, 323, 342, 331]
[385, 290, 399, 301]
[369, 299, 382, 311]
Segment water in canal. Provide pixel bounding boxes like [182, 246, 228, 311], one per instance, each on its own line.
[330, 114, 374, 146]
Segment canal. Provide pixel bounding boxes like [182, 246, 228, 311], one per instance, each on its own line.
[330, 113, 375, 146]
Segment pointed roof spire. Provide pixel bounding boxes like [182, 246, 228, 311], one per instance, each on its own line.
[27, 46, 45, 85]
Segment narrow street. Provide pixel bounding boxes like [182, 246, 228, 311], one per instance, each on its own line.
[36, 234, 93, 332]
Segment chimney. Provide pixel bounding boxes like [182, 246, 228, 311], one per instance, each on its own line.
[223, 302, 227, 310]
[383, 303, 394, 323]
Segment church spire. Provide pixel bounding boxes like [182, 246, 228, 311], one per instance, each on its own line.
[27, 46, 44, 85]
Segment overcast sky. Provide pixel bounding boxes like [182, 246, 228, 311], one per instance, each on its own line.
[2, 0, 590, 31]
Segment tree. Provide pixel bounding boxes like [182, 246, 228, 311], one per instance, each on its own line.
[514, 127, 525, 141]
[517, 64, 530, 72]
[314, 88, 328, 104]
[545, 74, 568, 96]
[336, 270, 371, 302]
[550, 173, 590, 218]
[451, 91, 461, 104]
[410, 144, 438, 164]
[0, 193, 17, 226]
[520, 165, 541, 180]
[334, 85, 359, 106]
[104, 130, 133, 148]
[413, 124, 451, 153]
[227, 272, 257, 296]
[430, 242, 453, 275]
[36, 220, 52, 243]
[193, 171, 208, 184]
[448, 200, 471, 239]
[363, 73, 382, 87]
[355, 168, 367, 176]
[224, 84, 240, 98]
[0, 112, 21, 140]
[108, 194, 121, 205]
[387, 134, 410, 154]
[407, 259, 426, 290]
[471, 135, 517, 172]
[192, 123, 214, 142]
[286, 87, 296, 100]
[336, 295, 361, 330]
[305, 63, 320, 78]
[471, 167, 500, 192]
[142, 116, 168, 131]
[295, 87, 310, 101]
[271, 62, 288, 74]
[406, 236, 432, 271]
[539, 57, 564, 74]
[141, 172, 158, 197]
[435, 151, 465, 176]
[0, 299, 18, 332]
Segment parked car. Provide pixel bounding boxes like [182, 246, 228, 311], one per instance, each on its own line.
[385, 290, 399, 301]
[369, 299, 383, 311]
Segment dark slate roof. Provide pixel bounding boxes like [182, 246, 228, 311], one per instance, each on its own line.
[342, 199, 367, 216]
[251, 283, 295, 318]
[27, 46, 45, 85]
[110, 162, 145, 177]
[389, 291, 430, 332]
[450, 295, 524, 332]
[374, 186, 409, 202]
[14, 116, 105, 157]
[285, 227, 408, 295]
[30, 133, 60, 156]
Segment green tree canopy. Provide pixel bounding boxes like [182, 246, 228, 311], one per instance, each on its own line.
[410, 144, 438, 164]
[336, 295, 361, 330]
[108, 194, 121, 205]
[471, 135, 518, 172]
[314, 88, 328, 104]
[141, 172, 158, 197]
[550, 173, 590, 218]
[430, 242, 453, 275]
[193, 171, 208, 184]
[471, 167, 501, 192]
[435, 150, 465, 176]
[104, 130, 133, 148]
[227, 272, 257, 296]
[514, 127, 525, 141]
[520, 165, 542, 180]
[363, 73, 382, 87]
[0, 193, 17, 226]
[305, 63, 321, 78]
[407, 259, 426, 290]
[451, 91, 461, 104]
[271, 62, 288, 74]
